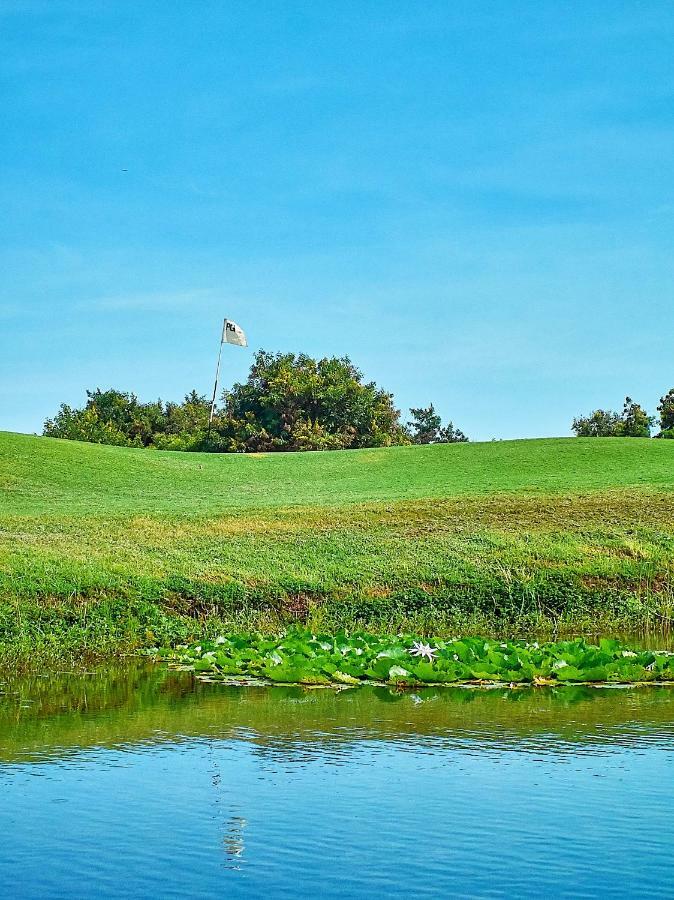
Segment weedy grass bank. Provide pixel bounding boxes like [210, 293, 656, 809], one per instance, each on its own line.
[1, 431, 674, 662]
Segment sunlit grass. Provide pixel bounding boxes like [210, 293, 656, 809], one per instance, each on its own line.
[1, 431, 674, 660]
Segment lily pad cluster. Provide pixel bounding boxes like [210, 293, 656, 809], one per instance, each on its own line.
[159, 631, 674, 686]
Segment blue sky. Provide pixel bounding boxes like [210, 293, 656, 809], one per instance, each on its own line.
[1, 1, 673, 441]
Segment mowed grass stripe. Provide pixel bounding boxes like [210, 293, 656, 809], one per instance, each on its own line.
[2, 431, 674, 517]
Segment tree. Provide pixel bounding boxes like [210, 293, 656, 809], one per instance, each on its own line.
[43, 352, 441, 453]
[407, 404, 468, 444]
[438, 421, 469, 443]
[220, 351, 409, 451]
[571, 397, 653, 437]
[44, 388, 191, 448]
[407, 405, 441, 444]
[657, 388, 674, 438]
[620, 396, 654, 438]
[44, 389, 147, 446]
[572, 409, 622, 437]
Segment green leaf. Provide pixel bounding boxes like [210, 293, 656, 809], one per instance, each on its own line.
[387, 665, 411, 681]
[333, 670, 360, 684]
[405, 661, 439, 682]
[553, 666, 585, 682]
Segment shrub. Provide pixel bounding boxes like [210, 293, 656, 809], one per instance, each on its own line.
[43, 353, 412, 453]
[407, 404, 468, 444]
[572, 397, 653, 438]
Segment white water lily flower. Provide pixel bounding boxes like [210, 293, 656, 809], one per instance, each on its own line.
[408, 641, 438, 662]
[215, 636, 227, 645]
[553, 659, 568, 669]
[621, 650, 637, 658]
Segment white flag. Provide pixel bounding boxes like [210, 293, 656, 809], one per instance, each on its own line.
[222, 319, 247, 347]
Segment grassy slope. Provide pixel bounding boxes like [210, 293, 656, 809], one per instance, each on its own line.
[3, 430, 674, 515]
[1, 431, 674, 658]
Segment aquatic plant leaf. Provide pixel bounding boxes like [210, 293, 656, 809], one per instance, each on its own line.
[553, 666, 585, 682]
[333, 670, 360, 684]
[161, 630, 674, 687]
[388, 665, 411, 680]
[406, 661, 440, 683]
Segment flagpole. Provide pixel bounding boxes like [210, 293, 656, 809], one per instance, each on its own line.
[207, 320, 225, 441]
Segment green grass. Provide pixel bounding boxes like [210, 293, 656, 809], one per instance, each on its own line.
[1, 430, 674, 661]
[3, 430, 674, 516]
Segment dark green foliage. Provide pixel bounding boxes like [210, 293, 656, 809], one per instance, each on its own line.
[657, 388, 674, 437]
[163, 631, 674, 686]
[621, 397, 654, 437]
[43, 352, 410, 453]
[572, 396, 653, 437]
[407, 404, 468, 444]
[44, 388, 212, 450]
[221, 350, 409, 451]
[572, 409, 622, 437]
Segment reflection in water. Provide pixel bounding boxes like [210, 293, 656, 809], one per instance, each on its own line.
[223, 817, 247, 868]
[1, 661, 674, 898]
[3, 660, 674, 763]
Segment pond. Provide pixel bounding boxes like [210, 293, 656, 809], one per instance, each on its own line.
[2, 661, 674, 899]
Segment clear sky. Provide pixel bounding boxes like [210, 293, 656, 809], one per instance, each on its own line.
[1, 1, 673, 441]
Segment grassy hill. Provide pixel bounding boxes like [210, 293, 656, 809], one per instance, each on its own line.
[1, 431, 673, 660]
[3, 430, 674, 516]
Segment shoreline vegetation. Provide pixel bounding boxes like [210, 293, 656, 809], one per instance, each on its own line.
[159, 632, 674, 687]
[1, 431, 674, 666]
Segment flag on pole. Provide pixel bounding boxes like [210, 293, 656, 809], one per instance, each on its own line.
[208, 318, 248, 430]
[222, 319, 247, 347]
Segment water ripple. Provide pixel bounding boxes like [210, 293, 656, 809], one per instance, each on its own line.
[2, 665, 674, 897]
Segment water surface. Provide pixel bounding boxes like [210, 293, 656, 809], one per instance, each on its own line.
[1, 662, 674, 898]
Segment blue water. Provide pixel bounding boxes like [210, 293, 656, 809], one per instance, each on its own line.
[1, 665, 674, 898]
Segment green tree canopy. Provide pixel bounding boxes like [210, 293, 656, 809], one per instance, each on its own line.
[43, 388, 211, 449]
[657, 388, 674, 438]
[221, 351, 409, 451]
[43, 352, 412, 452]
[620, 396, 654, 438]
[572, 397, 653, 438]
[571, 409, 622, 437]
[407, 404, 468, 444]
